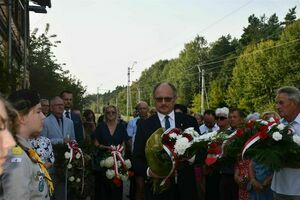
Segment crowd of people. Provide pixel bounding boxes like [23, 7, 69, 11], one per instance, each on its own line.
[0, 83, 299, 200]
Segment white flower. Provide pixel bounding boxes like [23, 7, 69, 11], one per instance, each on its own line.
[100, 160, 105, 167]
[105, 169, 115, 179]
[184, 127, 199, 137]
[293, 135, 300, 146]
[67, 163, 72, 169]
[64, 152, 71, 159]
[261, 120, 268, 125]
[104, 156, 114, 168]
[272, 132, 282, 141]
[174, 137, 191, 155]
[120, 174, 128, 181]
[169, 133, 178, 139]
[76, 178, 81, 183]
[75, 153, 81, 159]
[269, 117, 275, 122]
[196, 131, 218, 141]
[277, 123, 285, 131]
[176, 134, 183, 139]
[124, 159, 132, 169]
[68, 176, 75, 182]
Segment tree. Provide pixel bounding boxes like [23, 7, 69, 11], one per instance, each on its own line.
[29, 24, 86, 109]
[227, 20, 300, 112]
[284, 6, 297, 25]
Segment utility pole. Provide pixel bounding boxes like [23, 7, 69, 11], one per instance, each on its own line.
[137, 86, 141, 103]
[127, 61, 136, 118]
[201, 68, 205, 114]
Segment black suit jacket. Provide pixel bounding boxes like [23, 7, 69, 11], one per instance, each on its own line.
[133, 111, 201, 200]
[70, 112, 84, 146]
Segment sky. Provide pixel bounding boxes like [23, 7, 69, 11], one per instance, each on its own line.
[29, 0, 300, 95]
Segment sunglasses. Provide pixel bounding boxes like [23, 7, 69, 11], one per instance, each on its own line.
[216, 116, 227, 121]
[154, 97, 173, 103]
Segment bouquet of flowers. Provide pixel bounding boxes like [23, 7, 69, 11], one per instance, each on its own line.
[204, 130, 233, 166]
[99, 145, 133, 187]
[215, 120, 269, 166]
[145, 127, 203, 193]
[53, 140, 90, 198]
[242, 118, 300, 170]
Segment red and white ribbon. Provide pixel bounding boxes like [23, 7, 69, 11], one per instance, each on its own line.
[241, 130, 268, 159]
[110, 145, 125, 177]
[160, 144, 177, 186]
[66, 140, 85, 194]
[66, 140, 82, 163]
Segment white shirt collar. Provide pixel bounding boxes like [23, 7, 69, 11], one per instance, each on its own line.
[157, 110, 175, 123]
[282, 113, 300, 125]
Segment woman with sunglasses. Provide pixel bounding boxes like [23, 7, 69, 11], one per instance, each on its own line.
[1, 89, 52, 200]
[93, 105, 129, 200]
[215, 107, 230, 131]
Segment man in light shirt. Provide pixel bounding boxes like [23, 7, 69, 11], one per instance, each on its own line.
[272, 86, 300, 200]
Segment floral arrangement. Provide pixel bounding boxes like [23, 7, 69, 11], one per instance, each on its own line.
[145, 127, 202, 193]
[53, 140, 92, 199]
[204, 130, 233, 166]
[242, 118, 300, 170]
[99, 145, 133, 187]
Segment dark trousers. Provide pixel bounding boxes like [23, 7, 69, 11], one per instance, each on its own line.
[205, 172, 220, 200]
[144, 180, 177, 200]
[219, 174, 238, 200]
[94, 172, 123, 200]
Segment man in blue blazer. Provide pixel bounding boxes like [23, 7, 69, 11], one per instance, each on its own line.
[60, 90, 84, 146]
[133, 82, 203, 200]
[41, 96, 75, 144]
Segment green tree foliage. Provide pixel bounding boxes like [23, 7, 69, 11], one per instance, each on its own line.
[175, 36, 209, 105]
[29, 24, 86, 109]
[284, 6, 297, 25]
[0, 45, 10, 94]
[190, 93, 202, 113]
[240, 13, 283, 47]
[227, 19, 300, 112]
[88, 9, 298, 116]
[206, 35, 239, 108]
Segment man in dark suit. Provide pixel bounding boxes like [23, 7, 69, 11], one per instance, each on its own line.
[60, 90, 84, 146]
[133, 82, 202, 200]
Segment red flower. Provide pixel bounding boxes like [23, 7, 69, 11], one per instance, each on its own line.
[162, 134, 170, 143]
[127, 171, 134, 177]
[258, 131, 268, 139]
[170, 128, 181, 135]
[183, 133, 193, 142]
[247, 121, 255, 129]
[112, 176, 122, 187]
[259, 125, 268, 132]
[207, 142, 222, 154]
[205, 157, 218, 166]
[236, 129, 244, 136]
[273, 117, 280, 123]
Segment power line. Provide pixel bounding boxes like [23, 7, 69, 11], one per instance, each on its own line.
[183, 48, 300, 79]
[184, 38, 300, 76]
[137, 0, 254, 65]
[183, 13, 293, 72]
